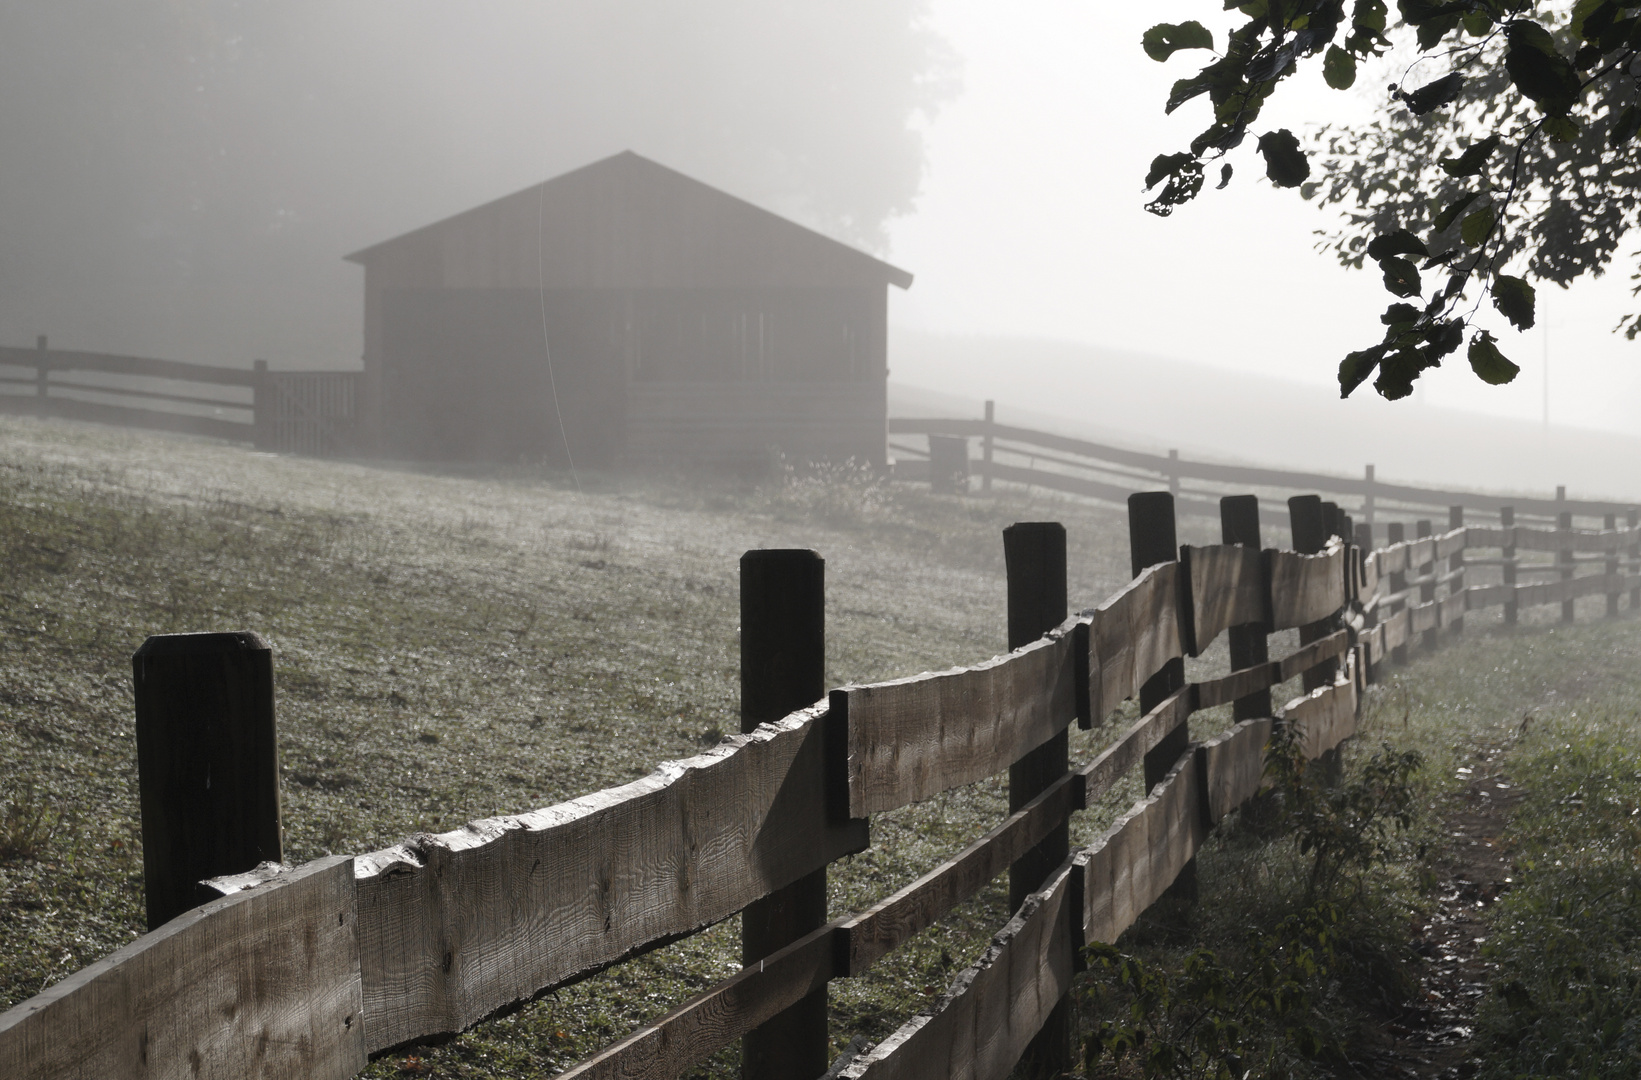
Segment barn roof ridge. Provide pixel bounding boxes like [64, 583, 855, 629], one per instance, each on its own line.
[342, 150, 913, 289]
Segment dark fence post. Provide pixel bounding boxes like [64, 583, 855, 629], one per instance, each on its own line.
[1558, 487, 1574, 624]
[1289, 495, 1336, 690]
[133, 632, 282, 931]
[1416, 519, 1437, 651]
[1449, 506, 1466, 636]
[1221, 495, 1271, 720]
[1129, 492, 1192, 890]
[1004, 522, 1070, 1079]
[740, 549, 829, 1080]
[982, 399, 995, 494]
[1606, 513, 1620, 617]
[1387, 521, 1409, 664]
[34, 335, 48, 400]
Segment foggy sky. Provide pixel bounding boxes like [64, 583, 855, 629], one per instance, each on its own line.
[0, 1, 955, 367]
[3, 0, 1636, 447]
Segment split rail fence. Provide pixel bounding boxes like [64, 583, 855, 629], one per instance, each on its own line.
[2, 488, 1639, 1080]
[0, 337, 358, 455]
[890, 406, 1639, 528]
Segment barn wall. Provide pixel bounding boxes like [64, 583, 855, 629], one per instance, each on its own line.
[379, 288, 624, 464]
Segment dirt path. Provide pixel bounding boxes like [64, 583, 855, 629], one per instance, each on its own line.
[1357, 744, 1523, 1079]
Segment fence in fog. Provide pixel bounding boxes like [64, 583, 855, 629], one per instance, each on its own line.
[2, 486, 1640, 1078]
[890, 406, 1640, 529]
[0, 337, 357, 455]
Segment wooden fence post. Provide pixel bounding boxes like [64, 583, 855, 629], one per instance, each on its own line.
[1558, 486, 1574, 624]
[1501, 507, 1518, 625]
[1387, 521, 1409, 664]
[1129, 493, 1192, 891]
[1003, 522, 1070, 1079]
[1629, 507, 1639, 610]
[34, 335, 48, 400]
[1221, 495, 1271, 719]
[132, 632, 283, 932]
[1448, 506, 1465, 636]
[252, 359, 272, 452]
[1354, 521, 1378, 682]
[1289, 495, 1337, 690]
[1320, 500, 1340, 541]
[1606, 513, 1620, 617]
[982, 399, 995, 494]
[1416, 519, 1436, 651]
[1363, 464, 1375, 527]
[740, 549, 829, 1080]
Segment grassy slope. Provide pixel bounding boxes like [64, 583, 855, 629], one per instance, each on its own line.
[5, 414, 1636, 1078]
[0, 415, 1250, 1077]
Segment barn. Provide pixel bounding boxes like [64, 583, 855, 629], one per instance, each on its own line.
[344, 151, 913, 466]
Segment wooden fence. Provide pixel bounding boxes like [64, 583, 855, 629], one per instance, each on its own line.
[890, 404, 1641, 524]
[0, 337, 358, 455]
[2, 489, 1638, 1080]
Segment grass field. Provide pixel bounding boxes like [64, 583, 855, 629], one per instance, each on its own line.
[2, 413, 1637, 1079]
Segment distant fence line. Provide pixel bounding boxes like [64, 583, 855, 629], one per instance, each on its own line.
[0, 337, 358, 456]
[889, 403, 1640, 527]
[4, 483, 1636, 1079]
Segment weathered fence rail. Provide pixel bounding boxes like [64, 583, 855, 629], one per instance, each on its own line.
[0, 338, 358, 455]
[2, 490, 1637, 1080]
[890, 408, 1640, 522]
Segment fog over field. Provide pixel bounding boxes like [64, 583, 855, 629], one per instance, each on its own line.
[2, 1, 1638, 490]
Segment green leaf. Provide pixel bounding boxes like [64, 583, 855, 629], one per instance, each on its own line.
[1323, 45, 1357, 89]
[1570, 0, 1610, 39]
[1439, 134, 1501, 177]
[1543, 115, 1580, 143]
[1460, 207, 1496, 246]
[1143, 21, 1215, 62]
[1493, 274, 1537, 330]
[1505, 20, 1582, 115]
[1379, 256, 1422, 297]
[1353, 0, 1388, 34]
[1367, 230, 1429, 259]
[1145, 152, 1195, 190]
[1468, 330, 1521, 385]
[1403, 72, 1465, 115]
[1257, 129, 1311, 187]
[1461, 10, 1493, 36]
[1611, 104, 1641, 148]
[1432, 191, 1482, 233]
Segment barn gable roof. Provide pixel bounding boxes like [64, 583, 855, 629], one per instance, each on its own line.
[344, 151, 913, 291]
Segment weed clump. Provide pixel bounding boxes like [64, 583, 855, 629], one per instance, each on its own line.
[1080, 731, 1427, 1078]
[0, 781, 66, 863]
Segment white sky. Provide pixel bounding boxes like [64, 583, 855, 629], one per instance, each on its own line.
[886, 1, 1641, 435]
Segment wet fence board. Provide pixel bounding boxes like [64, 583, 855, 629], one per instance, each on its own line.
[838, 863, 1077, 1080]
[1280, 671, 1358, 760]
[353, 704, 866, 1052]
[837, 772, 1078, 976]
[1077, 686, 1192, 807]
[1181, 544, 1266, 655]
[1268, 545, 1347, 630]
[1081, 751, 1203, 947]
[555, 921, 835, 1080]
[1088, 563, 1184, 723]
[0, 857, 363, 1080]
[1198, 719, 1273, 825]
[836, 622, 1080, 817]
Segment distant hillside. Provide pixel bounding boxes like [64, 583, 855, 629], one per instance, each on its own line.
[888, 330, 1641, 507]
